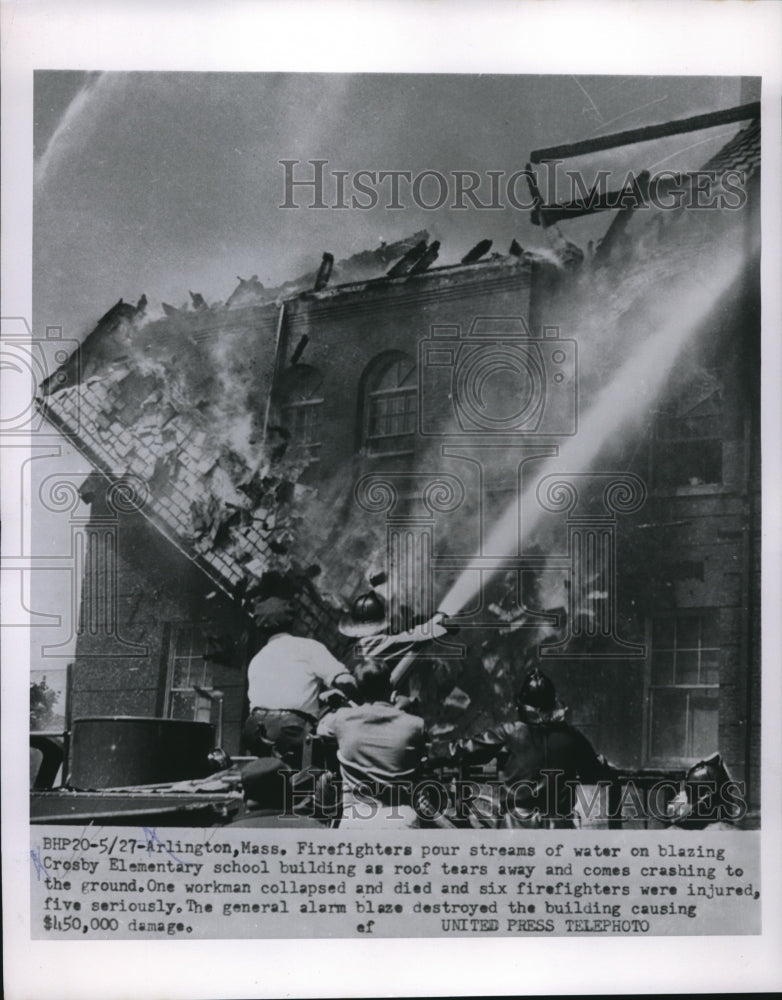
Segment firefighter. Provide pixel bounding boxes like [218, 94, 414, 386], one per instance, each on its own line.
[429, 667, 615, 828]
[243, 597, 355, 767]
[317, 657, 427, 827]
[667, 753, 744, 830]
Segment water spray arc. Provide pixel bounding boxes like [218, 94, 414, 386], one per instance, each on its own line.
[389, 247, 747, 688]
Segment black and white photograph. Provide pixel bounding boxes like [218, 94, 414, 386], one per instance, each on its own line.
[3, 2, 782, 997]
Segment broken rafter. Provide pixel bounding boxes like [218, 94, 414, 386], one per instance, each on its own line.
[313, 252, 334, 292]
[529, 101, 759, 164]
[531, 169, 652, 228]
[386, 239, 428, 278]
[461, 239, 493, 264]
[408, 240, 440, 275]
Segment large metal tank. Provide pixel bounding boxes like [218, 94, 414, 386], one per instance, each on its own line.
[69, 716, 215, 789]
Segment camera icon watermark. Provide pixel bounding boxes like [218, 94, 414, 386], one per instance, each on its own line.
[0, 318, 80, 436]
[419, 317, 577, 438]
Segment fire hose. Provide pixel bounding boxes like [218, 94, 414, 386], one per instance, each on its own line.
[388, 611, 454, 689]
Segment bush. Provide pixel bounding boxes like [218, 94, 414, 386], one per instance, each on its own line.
[30, 677, 59, 731]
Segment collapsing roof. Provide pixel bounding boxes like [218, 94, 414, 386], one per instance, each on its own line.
[37, 111, 760, 628]
[527, 105, 759, 229]
[42, 342, 293, 586]
[36, 231, 541, 622]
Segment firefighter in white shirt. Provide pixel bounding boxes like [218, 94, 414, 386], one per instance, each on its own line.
[243, 597, 355, 765]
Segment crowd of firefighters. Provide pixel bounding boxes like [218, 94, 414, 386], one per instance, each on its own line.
[232, 586, 739, 831]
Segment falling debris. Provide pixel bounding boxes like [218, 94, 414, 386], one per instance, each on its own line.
[36, 196, 733, 656]
[547, 225, 585, 270]
[35, 229, 565, 686]
[444, 687, 471, 711]
[480, 651, 502, 674]
[39, 297, 143, 395]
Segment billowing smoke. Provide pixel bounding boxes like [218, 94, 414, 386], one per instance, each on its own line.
[440, 238, 749, 620]
[38, 165, 756, 739]
[323, 189, 757, 733]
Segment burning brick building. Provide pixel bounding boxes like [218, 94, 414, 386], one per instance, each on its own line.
[38, 108, 761, 814]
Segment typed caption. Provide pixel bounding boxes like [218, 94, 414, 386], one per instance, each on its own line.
[30, 827, 760, 939]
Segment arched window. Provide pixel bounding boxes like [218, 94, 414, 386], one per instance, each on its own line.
[276, 365, 324, 458]
[362, 353, 417, 457]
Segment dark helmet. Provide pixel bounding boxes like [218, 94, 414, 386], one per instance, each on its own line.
[339, 590, 390, 638]
[206, 747, 233, 773]
[683, 752, 739, 821]
[517, 667, 556, 713]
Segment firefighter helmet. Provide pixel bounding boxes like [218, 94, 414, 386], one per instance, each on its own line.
[517, 667, 556, 713]
[339, 590, 390, 637]
[683, 752, 739, 820]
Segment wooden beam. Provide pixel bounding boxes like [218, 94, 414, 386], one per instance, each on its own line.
[533, 188, 636, 226]
[532, 170, 652, 227]
[530, 101, 759, 164]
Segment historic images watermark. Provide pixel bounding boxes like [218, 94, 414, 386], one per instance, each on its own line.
[1, 316, 148, 659]
[418, 319, 577, 437]
[1, 318, 84, 653]
[279, 160, 749, 212]
[0, 319, 79, 437]
[278, 771, 748, 828]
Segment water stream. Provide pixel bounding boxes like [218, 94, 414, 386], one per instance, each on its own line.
[391, 244, 746, 686]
